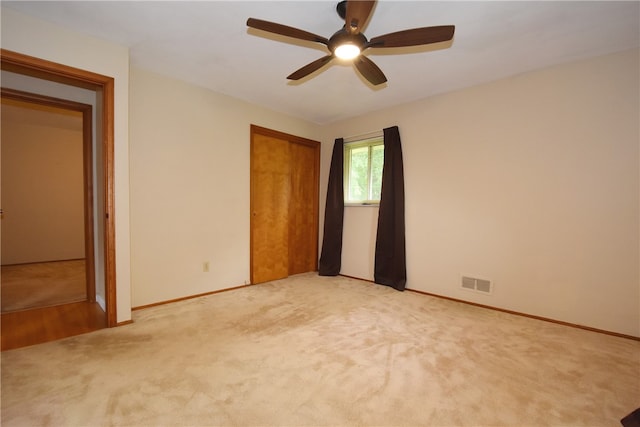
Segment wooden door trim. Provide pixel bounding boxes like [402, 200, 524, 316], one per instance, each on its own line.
[1, 49, 117, 327]
[251, 124, 320, 148]
[1, 87, 96, 302]
[249, 125, 321, 284]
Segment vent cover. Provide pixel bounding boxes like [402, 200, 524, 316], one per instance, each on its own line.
[461, 275, 492, 295]
[461, 276, 476, 290]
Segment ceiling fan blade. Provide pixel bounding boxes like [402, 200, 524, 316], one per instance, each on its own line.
[353, 55, 387, 86]
[368, 25, 455, 48]
[247, 18, 329, 46]
[345, 0, 376, 34]
[287, 55, 334, 80]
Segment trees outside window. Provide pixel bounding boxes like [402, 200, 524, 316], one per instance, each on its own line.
[344, 138, 383, 205]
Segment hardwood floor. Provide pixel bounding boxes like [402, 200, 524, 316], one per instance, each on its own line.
[1, 260, 87, 312]
[1, 301, 106, 351]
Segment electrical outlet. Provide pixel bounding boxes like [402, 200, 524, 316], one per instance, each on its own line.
[203, 262, 210, 272]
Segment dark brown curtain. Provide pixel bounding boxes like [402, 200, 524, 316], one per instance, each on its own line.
[318, 138, 344, 276]
[374, 126, 406, 290]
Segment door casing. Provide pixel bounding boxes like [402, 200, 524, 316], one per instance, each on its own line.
[1, 49, 118, 326]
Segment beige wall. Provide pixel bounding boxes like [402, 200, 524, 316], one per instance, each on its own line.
[129, 68, 322, 307]
[1, 7, 132, 322]
[322, 49, 639, 337]
[1, 108, 85, 264]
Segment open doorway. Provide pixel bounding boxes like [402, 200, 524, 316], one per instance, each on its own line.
[1, 91, 95, 313]
[0, 49, 117, 349]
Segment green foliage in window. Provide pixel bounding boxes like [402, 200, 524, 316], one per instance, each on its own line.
[370, 144, 384, 201]
[344, 138, 384, 204]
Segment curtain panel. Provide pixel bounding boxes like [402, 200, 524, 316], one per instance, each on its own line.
[318, 138, 344, 276]
[374, 126, 407, 290]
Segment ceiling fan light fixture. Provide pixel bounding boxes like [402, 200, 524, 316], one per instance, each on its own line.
[335, 43, 361, 60]
[246, 0, 456, 86]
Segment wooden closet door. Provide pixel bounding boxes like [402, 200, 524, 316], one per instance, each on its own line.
[251, 133, 291, 284]
[250, 125, 320, 284]
[288, 142, 319, 275]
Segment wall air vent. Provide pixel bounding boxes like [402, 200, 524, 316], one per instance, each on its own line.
[461, 275, 493, 295]
[461, 276, 476, 290]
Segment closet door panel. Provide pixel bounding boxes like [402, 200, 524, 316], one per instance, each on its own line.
[250, 134, 290, 284]
[288, 142, 319, 275]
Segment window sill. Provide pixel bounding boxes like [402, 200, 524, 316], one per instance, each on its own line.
[345, 202, 380, 207]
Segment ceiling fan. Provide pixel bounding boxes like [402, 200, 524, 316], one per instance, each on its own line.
[246, 0, 455, 86]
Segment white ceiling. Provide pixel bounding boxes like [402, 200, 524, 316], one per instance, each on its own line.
[3, 1, 639, 124]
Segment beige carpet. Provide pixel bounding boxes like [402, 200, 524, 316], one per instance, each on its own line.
[1, 273, 638, 426]
[1, 260, 87, 312]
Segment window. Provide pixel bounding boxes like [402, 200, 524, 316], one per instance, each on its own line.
[344, 137, 384, 205]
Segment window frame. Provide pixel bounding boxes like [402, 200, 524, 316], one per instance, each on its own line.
[344, 136, 384, 206]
